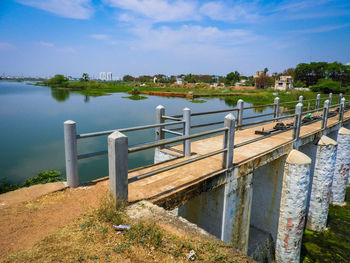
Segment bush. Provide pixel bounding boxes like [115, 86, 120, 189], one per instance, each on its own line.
[310, 79, 348, 94]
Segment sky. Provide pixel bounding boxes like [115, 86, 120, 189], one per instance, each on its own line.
[0, 0, 350, 78]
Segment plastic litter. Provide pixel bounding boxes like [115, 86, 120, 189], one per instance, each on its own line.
[113, 225, 131, 231]
[186, 250, 196, 261]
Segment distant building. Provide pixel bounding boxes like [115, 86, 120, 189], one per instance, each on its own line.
[107, 72, 112, 81]
[176, 77, 183, 85]
[275, 76, 293, 91]
[99, 72, 106, 81]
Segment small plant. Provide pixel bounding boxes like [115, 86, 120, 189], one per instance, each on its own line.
[95, 193, 124, 225]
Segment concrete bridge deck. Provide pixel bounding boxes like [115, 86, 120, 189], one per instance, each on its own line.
[128, 110, 350, 208]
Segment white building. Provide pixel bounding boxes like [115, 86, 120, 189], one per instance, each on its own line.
[275, 76, 293, 91]
[99, 72, 106, 81]
[107, 72, 112, 81]
[176, 77, 183, 85]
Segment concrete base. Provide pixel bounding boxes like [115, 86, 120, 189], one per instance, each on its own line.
[248, 226, 275, 263]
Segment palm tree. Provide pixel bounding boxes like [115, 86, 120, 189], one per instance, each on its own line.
[81, 73, 89, 82]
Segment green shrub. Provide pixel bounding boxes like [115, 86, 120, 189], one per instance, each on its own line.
[310, 79, 348, 94]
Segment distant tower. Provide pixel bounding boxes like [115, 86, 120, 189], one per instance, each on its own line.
[107, 72, 112, 81]
[99, 72, 106, 81]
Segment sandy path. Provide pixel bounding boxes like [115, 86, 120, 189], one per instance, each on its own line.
[0, 180, 108, 259]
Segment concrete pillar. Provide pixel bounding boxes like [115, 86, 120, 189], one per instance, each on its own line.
[274, 97, 280, 120]
[155, 105, 165, 143]
[329, 93, 333, 106]
[223, 113, 235, 169]
[332, 127, 350, 205]
[64, 120, 79, 188]
[298, 95, 303, 104]
[307, 136, 337, 231]
[108, 131, 128, 205]
[315, 94, 320, 110]
[292, 103, 303, 149]
[237, 99, 244, 129]
[183, 107, 191, 157]
[222, 169, 253, 253]
[276, 150, 311, 263]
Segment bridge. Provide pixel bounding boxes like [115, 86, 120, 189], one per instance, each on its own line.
[64, 93, 350, 263]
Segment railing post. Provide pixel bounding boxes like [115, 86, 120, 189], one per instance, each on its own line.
[108, 131, 128, 205]
[339, 97, 345, 122]
[183, 107, 191, 157]
[298, 95, 303, 104]
[316, 94, 321, 110]
[292, 103, 303, 149]
[329, 93, 333, 106]
[237, 99, 244, 129]
[155, 105, 165, 148]
[322, 100, 329, 132]
[274, 97, 280, 121]
[64, 120, 79, 188]
[223, 113, 235, 169]
[338, 93, 343, 104]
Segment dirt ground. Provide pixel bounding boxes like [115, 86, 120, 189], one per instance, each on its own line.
[0, 179, 109, 259]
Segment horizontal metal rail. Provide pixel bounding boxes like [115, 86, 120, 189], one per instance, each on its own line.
[280, 100, 300, 105]
[163, 129, 183, 136]
[172, 108, 238, 118]
[128, 148, 227, 183]
[78, 150, 108, 160]
[77, 120, 184, 139]
[129, 127, 228, 154]
[302, 108, 322, 115]
[162, 115, 182, 121]
[191, 121, 225, 129]
[238, 114, 296, 129]
[242, 112, 274, 120]
[235, 126, 295, 148]
[243, 103, 275, 110]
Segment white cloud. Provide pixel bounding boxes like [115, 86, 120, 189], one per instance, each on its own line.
[274, 0, 332, 12]
[39, 41, 54, 47]
[199, 1, 259, 22]
[16, 0, 94, 19]
[130, 24, 259, 55]
[0, 42, 16, 50]
[105, 0, 199, 22]
[292, 23, 350, 34]
[90, 34, 108, 40]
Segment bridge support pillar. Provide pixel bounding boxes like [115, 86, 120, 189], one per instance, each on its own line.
[307, 136, 337, 231]
[221, 169, 253, 253]
[332, 127, 350, 205]
[276, 150, 311, 263]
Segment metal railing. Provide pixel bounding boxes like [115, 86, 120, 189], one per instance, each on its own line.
[64, 92, 347, 190]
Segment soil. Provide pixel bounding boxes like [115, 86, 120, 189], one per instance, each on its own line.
[0, 179, 109, 259]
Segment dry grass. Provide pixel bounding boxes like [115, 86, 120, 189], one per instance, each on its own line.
[2, 194, 252, 263]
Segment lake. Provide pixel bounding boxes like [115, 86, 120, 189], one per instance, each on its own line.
[0, 81, 273, 184]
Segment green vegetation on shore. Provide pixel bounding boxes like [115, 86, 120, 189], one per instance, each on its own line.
[301, 187, 350, 262]
[0, 170, 64, 194]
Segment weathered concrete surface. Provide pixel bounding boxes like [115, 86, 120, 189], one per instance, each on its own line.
[307, 136, 337, 231]
[332, 127, 350, 205]
[275, 150, 311, 263]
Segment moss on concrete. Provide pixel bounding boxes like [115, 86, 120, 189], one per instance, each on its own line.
[301, 187, 350, 262]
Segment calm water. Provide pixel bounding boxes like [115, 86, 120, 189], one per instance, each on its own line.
[0, 81, 273, 184]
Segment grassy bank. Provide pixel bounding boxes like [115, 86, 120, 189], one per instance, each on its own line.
[2, 194, 252, 263]
[0, 170, 64, 194]
[301, 187, 350, 262]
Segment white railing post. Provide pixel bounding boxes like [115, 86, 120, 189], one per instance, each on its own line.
[237, 99, 244, 129]
[64, 120, 79, 188]
[298, 95, 303, 104]
[316, 94, 321, 110]
[322, 100, 329, 132]
[183, 107, 191, 157]
[338, 93, 343, 104]
[108, 131, 128, 205]
[274, 97, 280, 121]
[339, 97, 345, 122]
[329, 93, 333, 106]
[155, 105, 165, 148]
[223, 113, 235, 169]
[292, 103, 303, 149]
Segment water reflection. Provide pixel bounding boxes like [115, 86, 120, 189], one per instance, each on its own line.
[51, 88, 70, 102]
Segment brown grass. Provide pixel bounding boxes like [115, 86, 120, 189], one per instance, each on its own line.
[2, 194, 252, 263]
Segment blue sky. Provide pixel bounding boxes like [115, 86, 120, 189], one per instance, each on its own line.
[0, 0, 350, 78]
